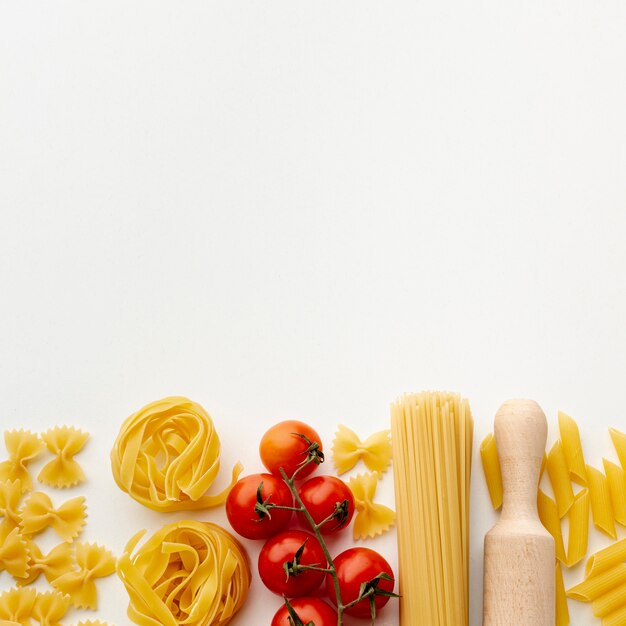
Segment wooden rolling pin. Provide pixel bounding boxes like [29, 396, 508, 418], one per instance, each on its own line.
[483, 399, 555, 626]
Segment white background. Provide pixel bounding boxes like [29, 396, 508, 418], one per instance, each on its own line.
[1, 1, 626, 624]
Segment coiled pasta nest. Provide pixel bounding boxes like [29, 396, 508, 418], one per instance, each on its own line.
[110, 396, 242, 512]
[117, 520, 251, 626]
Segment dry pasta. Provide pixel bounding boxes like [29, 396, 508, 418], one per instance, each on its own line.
[51, 542, 116, 609]
[567, 564, 626, 602]
[537, 489, 566, 564]
[75, 622, 114, 626]
[111, 396, 243, 512]
[32, 590, 71, 626]
[603, 605, 626, 626]
[391, 391, 473, 626]
[559, 411, 587, 485]
[592, 580, 626, 618]
[0, 480, 22, 532]
[480, 434, 503, 510]
[586, 538, 626, 578]
[20, 492, 86, 541]
[566, 488, 590, 567]
[609, 428, 626, 471]
[20, 540, 74, 586]
[556, 562, 569, 626]
[0, 588, 37, 624]
[0, 431, 43, 493]
[347, 472, 396, 540]
[547, 440, 575, 518]
[0, 525, 29, 580]
[117, 520, 250, 626]
[38, 426, 89, 489]
[604, 458, 626, 526]
[332, 425, 392, 475]
[587, 465, 617, 539]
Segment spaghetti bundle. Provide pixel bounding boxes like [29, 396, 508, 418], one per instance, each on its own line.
[391, 391, 473, 626]
[110, 397, 242, 512]
[117, 520, 250, 626]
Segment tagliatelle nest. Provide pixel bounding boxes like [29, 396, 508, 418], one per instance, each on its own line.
[117, 520, 250, 626]
[110, 396, 242, 512]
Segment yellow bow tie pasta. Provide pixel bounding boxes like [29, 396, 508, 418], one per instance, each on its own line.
[331, 425, 392, 475]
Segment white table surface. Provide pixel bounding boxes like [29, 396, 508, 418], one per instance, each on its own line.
[1, 2, 626, 624]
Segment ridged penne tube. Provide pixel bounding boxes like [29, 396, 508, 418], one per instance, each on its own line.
[547, 440, 575, 518]
[587, 465, 617, 539]
[567, 563, 626, 601]
[609, 428, 626, 471]
[603, 604, 626, 626]
[556, 562, 569, 626]
[566, 488, 590, 567]
[537, 489, 566, 563]
[592, 580, 626, 617]
[586, 538, 626, 578]
[480, 433, 503, 510]
[604, 458, 626, 526]
[559, 411, 587, 485]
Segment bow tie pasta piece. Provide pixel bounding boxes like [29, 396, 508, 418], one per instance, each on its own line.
[117, 520, 250, 626]
[0, 480, 23, 532]
[0, 431, 44, 493]
[19, 540, 74, 586]
[110, 396, 243, 512]
[347, 472, 396, 540]
[51, 542, 116, 610]
[0, 588, 37, 625]
[38, 427, 89, 489]
[20, 492, 86, 542]
[0, 525, 30, 580]
[0, 621, 20, 626]
[331, 425, 392, 475]
[32, 591, 71, 626]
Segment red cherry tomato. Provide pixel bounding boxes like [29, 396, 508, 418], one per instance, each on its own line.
[271, 597, 337, 626]
[260, 420, 323, 480]
[325, 547, 395, 618]
[259, 529, 327, 597]
[297, 475, 355, 534]
[226, 473, 293, 540]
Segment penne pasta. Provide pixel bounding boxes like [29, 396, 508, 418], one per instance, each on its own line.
[603, 604, 626, 626]
[604, 458, 626, 526]
[566, 488, 590, 567]
[592, 580, 626, 618]
[538, 489, 566, 564]
[587, 465, 617, 539]
[609, 428, 626, 471]
[559, 411, 587, 485]
[547, 440, 575, 518]
[556, 562, 570, 626]
[480, 433, 503, 510]
[586, 538, 626, 579]
[567, 563, 626, 601]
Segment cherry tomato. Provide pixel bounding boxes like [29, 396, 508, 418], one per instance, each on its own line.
[260, 420, 323, 480]
[226, 473, 293, 540]
[297, 475, 355, 534]
[325, 547, 395, 618]
[271, 597, 337, 626]
[258, 529, 327, 597]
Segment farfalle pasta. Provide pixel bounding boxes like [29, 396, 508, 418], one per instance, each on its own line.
[32, 591, 71, 626]
[117, 520, 250, 626]
[38, 427, 89, 489]
[0, 480, 23, 532]
[20, 540, 74, 586]
[347, 472, 396, 540]
[20, 492, 86, 541]
[332, 425, 392, 475]
[110, 396, 242, 512]
[51, 542, 116, 609]
[0, 431, 44, 493]
[0, 588, 37, 624]
[0, 525, 30, 580]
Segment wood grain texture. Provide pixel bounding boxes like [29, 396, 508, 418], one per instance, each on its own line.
[483, 399, 555, 626]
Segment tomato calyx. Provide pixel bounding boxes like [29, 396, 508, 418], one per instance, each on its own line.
[282, 597, 315, 626]
[293, 433, 325, 468]
[328, 499, 350, 529]
[282, 539, 327, 580]
[348, 572, 400, 624]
